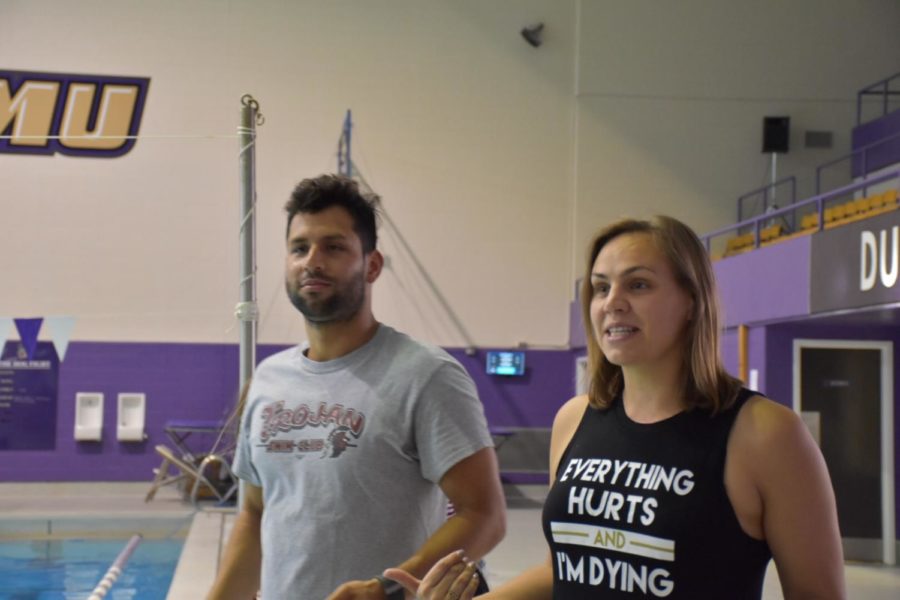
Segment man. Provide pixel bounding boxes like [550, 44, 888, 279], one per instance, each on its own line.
[207, 174, 506, 600]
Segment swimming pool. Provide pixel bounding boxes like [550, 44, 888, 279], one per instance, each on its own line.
[0, 538, 183, 599]
[0, 517, 189, 599]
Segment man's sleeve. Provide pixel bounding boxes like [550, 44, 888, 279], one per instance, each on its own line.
[414, 359, 493, 483]
[232, 396, 263, 487]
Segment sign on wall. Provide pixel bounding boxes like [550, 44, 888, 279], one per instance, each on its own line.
[0, 341, 59, 451]
[0, 69, 150, 158]
[810, 211, 900, 312]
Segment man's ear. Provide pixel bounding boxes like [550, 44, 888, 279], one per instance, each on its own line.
[366, 249, 384, 283]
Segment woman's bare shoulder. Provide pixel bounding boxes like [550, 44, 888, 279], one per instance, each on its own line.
[732, 394, 807, 450]
[548, 394, 591, 479]
[554, 394, 591, 429]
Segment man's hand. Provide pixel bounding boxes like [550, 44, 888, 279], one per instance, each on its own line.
[325, 578, 386, 600]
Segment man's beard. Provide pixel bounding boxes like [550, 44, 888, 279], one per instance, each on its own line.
[286, 270, 366, 324]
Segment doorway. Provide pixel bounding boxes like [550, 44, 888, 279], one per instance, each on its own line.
[793, 339, 895, 564]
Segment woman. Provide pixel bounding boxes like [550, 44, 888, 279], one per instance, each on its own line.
[385, 216, 845, 599]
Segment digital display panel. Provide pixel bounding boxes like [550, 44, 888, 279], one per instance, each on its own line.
[486, 351, 526, 376]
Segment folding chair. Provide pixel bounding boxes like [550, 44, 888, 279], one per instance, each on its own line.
[145, 444, 238, 507]
[145, 444, 190, 502]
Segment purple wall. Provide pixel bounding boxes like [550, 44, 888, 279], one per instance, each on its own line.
[0, 341, 576, 482]
[449, 348, 581, 429]
[714, 236, 811, 328]
[0, 342, 242, 482]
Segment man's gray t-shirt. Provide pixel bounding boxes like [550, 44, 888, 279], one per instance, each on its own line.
[233, 324, 493, 600]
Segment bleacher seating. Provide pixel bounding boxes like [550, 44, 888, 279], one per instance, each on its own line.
[800, 213, 819, 231]
[823, 188, 898, 229]
[720, 188, 897, 259]
[759, 223, 783, 245]
[723, 232, 755, 256]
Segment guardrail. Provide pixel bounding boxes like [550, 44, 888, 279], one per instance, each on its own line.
[857, 70, 900, 125]
[737, 176, 797, 224]
[816, 129, 900, 194]
[702, 168, 900, 253]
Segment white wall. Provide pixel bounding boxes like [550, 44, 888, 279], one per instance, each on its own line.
[2, 0, 898, 348]
[1, 0, 577, 347]
[572, 0, 900, 261]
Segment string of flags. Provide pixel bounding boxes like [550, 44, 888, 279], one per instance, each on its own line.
[0, 316, 76, 361]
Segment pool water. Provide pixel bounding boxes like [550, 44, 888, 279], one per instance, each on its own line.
[0, 538, 183, 599]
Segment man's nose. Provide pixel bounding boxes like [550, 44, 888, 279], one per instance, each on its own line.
[304, 244, 325, 271]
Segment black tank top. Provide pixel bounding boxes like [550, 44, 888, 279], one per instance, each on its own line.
[542, 389, 771, 599]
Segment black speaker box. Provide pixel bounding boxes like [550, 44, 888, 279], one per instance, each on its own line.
[762, 116, 790, 153]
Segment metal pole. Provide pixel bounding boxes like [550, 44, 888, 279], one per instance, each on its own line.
[237, 95, 261, 398]
[236, 95, 262, 512]
[738, 325, 749, 383]
[344, 110, 353, 177]
[770, 152, 777, 208]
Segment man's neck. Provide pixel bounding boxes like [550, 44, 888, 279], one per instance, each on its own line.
[304, 312, 380, 362]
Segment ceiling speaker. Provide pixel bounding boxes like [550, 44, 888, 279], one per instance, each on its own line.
[521, 23, 544, 48]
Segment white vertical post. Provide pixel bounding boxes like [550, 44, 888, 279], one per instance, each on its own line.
[237, 95, 262, 512]
[237, 95, 260, 398]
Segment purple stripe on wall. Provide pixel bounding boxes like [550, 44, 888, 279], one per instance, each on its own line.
[714, 236, 811, 328]
[0, 342, 576, 482]
[0, 342, 243, 482]
[448, 348, 581, 428]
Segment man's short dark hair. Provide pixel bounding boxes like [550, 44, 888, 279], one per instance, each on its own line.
[284, 174, 380, 253]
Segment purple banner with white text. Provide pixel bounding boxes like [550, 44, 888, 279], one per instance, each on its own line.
[0, 341, 59, 450]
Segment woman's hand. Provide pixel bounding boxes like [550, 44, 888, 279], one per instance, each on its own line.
[383, 550, 481, 600]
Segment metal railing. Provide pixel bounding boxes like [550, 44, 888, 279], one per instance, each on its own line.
[815, 129, 900, 195]
[737, 176, 797, 225]
[857, 70, 900, 125]
[702, 168, 900, 253]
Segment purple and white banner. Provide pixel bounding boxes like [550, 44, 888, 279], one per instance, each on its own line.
[0, 341, 59, 450]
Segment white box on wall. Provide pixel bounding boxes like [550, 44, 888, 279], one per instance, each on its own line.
[74, 392, 103, 441]
[117, 393, 146, 442]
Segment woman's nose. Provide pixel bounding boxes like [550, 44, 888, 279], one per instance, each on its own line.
[604, 286, 627, 313]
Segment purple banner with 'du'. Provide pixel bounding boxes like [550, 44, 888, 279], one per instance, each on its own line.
[0, 341, 59, 450]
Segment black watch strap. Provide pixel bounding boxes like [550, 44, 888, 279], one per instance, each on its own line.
[375, 575, 405, 600]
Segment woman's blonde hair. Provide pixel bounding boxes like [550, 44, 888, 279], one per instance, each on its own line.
[580, 215, 741, 413]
